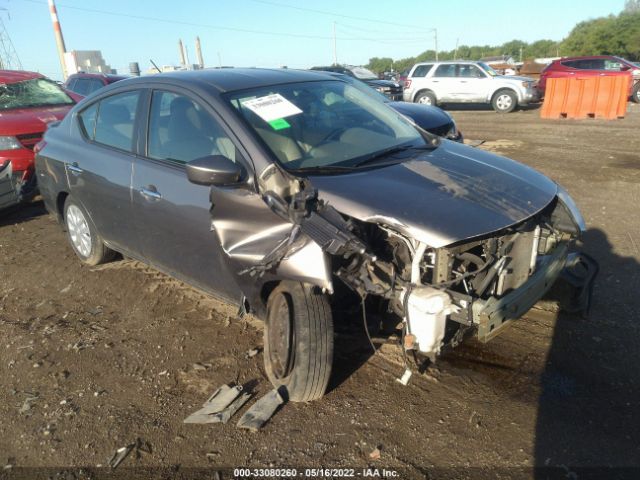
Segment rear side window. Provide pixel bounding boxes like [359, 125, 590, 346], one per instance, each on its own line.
[412, 65, 433, 77]
[72, 78, 91, 95]
[433, 64, 456, 77]
[79, 90, 140, 152]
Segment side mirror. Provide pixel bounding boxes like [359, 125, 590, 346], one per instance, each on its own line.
[186, 155, 243, 186]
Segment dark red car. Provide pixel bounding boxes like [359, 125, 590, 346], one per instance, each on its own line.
[64, 72, 128, 97]
[539, 55, 640, 102]
[0, 70, 79, 208]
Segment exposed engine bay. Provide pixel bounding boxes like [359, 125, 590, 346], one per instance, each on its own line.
[219, 163, 597, 362]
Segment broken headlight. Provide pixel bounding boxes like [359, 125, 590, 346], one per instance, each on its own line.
[555, 186, 586, 236]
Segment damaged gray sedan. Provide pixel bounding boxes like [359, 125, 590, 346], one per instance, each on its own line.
[35, 69, 595, 402]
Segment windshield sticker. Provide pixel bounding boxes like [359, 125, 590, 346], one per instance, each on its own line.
[241, 93, 302, 122]
[268, 118, 291, 130]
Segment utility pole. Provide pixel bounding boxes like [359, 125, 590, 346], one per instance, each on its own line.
[454, 37, 459, 60]
[434, 28, 438, 62]
[332, 21, 337, 66]
[519, 46, 523, 63]
[47, 0, 67, 79]
[195, 36, 204, 68]
[217, 51, 222, 68]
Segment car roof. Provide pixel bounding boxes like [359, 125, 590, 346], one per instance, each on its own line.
[123, 68, 334, 93]
[414, 60, 480, 66]
[0, 70, 45, 84]
[556, 55, 625, 62]
[69, 72, 129, 81]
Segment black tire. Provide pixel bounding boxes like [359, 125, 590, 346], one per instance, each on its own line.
[414, 90, 437, 106]
[491, 89, 518, 113]
[264, 281, 333, 402]
[63, 196, 116, 266]
[632, 82, 640, 104]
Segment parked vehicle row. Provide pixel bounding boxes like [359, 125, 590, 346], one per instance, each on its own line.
[34, 68, 595, 402]
[310, 65, 403, 101]
[64, 72, 129, 97]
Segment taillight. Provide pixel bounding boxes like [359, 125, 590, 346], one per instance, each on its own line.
[404, 79, 412, 89]
[33, 140, 46, 154]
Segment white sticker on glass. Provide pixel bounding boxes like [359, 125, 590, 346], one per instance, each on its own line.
[241, 93, 302, 122]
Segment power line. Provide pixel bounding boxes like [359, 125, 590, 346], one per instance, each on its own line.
[244, 0, 428, 30]
[18, 0, 430, 43]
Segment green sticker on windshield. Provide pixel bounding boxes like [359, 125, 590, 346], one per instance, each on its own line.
[269, 118, 291, 130]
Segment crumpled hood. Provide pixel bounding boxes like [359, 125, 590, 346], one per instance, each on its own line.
[0, 105, 72, 136]
[308, 140, 558, 247]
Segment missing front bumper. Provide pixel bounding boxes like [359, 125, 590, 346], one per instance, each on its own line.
[474, 243, 569, 342]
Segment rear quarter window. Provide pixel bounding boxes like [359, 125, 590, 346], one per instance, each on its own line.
[78, 102, 98, 139]
[412, 65, 433, 77]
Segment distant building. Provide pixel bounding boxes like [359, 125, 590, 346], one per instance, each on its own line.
[64, 50, 115, 75]
[480, 55, 516, 66]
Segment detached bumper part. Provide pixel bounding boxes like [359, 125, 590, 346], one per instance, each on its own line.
[555, 252, 599, 317]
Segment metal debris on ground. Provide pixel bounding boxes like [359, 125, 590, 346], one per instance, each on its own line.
[108, 443, 135, 469]
[184, 384, 249, 424]
[369, 447, 382, 460]
[245, 347, 261, 359]
[107, 438, 151, 469]
[396, 368, 412, 386]
[237, 388, 286, 432]
[19, 394, 39, 414]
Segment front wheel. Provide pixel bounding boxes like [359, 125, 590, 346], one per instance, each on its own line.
[492, 90, 517, 113]
[632, 82, 640, 104]
[264, 281, 333, 402]
[64, 196, 116, 266]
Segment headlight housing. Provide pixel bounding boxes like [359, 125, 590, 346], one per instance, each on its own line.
[554, 186, 586, 235]
[0, 136, 23, 151]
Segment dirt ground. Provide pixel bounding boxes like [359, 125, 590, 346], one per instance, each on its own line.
[1, 103, 639, 479]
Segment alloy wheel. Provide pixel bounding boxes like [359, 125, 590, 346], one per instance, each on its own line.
[66, 204, 92, 257]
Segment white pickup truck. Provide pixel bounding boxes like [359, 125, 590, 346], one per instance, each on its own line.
[403, 61, 539, 113]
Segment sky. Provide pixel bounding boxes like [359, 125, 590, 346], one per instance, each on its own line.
[1, 0, 626, 81]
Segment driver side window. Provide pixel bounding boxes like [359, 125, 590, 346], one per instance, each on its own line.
[147, 90, 236, 165]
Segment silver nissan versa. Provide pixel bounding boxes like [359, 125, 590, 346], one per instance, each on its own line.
[35, 69, 595, 402]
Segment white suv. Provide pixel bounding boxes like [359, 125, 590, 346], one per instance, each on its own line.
[403, 61, 539, 113]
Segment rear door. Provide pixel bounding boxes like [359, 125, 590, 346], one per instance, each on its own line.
[69, 88, 144, 252]
[130, 87, 246, 299]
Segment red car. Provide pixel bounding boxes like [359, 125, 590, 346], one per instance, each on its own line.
[0, 70, 80, 209]
[539, 55, 640, 103]
[64, 72, 128, 97]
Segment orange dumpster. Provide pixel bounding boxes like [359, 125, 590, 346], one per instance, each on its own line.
[540, 71, 632, 120]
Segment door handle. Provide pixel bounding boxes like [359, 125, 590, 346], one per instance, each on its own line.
[67, 162, 83, 175]
[140, 186, 162, 200]
[460, 80, 468, 83]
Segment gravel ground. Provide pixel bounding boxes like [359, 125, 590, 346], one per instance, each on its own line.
[0, 103, 639, 479]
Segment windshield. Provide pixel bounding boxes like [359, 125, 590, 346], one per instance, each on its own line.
[478, 63, 499, 76]
[350, 66, 378, 80]
[0, 78, 74, 111]
[227, 80, 427, 171]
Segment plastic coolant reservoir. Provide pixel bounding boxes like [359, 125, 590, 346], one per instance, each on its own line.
[402, 286, 457, 360]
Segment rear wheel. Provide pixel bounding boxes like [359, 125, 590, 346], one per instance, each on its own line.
[632, 82, 640, 104]
[415, 91, 436, 106]
[264, 281, 333, 402]
[492, 89, 517, 113]
[63, 196, 115, 266]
